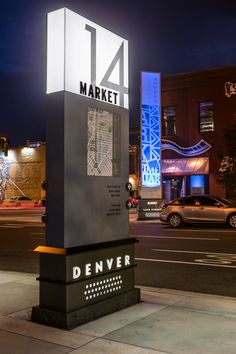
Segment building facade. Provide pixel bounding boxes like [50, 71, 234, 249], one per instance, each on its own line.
[130, 65, 236, 201]
[1, 66, 236, 203]
[0, 144, 45, 201]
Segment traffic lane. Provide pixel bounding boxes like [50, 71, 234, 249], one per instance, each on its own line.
[130, 221, 236, 235]
[136, 249, 236, 269]
[0, 221, 44, 273]
[0, 207, 44, 213]
[130, 224, 236, 254]
[134, 231, 236, 273]
[134, 235, 236, 256]
[133, 225, 236, 296]
[0, 208, 44, 223]
[135, 259, 236, 296]
[0, 226, 44, 252]
[133, 235, 219, 259]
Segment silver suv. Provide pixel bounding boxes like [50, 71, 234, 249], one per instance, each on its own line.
[160, 195, 236, 228]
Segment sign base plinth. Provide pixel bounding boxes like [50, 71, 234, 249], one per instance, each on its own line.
[31, 238, 140, 329]
[32, 288, 140, 329]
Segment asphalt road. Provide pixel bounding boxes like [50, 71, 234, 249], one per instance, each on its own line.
[1, 209, 236, 297]
[0, 208, 45, 273]
[130, 216, 236, 296]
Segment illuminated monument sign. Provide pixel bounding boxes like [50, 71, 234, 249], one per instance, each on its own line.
[46, 8, 128, 108]
[138, 72, 162, 219]
[32, 8, 139, 329]
[141, 72, 161, 190]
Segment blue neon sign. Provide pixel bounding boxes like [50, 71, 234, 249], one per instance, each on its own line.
[141, 72, 161, 187]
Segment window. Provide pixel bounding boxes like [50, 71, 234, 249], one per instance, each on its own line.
[162, 106, 176, 136]
[199, 197, 218, 206]
[182, 197, 200, 206]
[199, 101, 214, 132]
[170, 199, 182, 205]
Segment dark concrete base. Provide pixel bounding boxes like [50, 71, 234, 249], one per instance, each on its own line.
[31, 288, 140, 329]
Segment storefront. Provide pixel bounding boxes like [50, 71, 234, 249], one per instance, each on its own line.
[162, 157, 209, 202]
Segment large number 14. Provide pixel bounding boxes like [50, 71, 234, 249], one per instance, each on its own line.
[86, 24, 128, 106]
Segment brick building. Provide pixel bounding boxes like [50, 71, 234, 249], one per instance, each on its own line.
[130, 65, 236, 201]
[0, 144, 45, 201]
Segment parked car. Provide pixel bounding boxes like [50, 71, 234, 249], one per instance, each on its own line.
[160, 195, 236, 228]
[2, 196, 41, 208]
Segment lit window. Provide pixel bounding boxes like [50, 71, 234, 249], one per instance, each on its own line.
[162, 106, 176, 136]
[199, 101, 214, 132]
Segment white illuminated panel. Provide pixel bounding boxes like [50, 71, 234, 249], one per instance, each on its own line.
[47, 9, 65, 93]
[47, 8, 129, 108]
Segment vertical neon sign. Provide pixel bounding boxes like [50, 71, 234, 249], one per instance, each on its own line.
[141, 72, 161, 188]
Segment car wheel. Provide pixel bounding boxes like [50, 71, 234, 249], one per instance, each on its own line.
[168, 213, 183, 228]
[228, 214, 236, 228]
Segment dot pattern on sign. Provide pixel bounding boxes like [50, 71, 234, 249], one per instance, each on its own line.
[84, 275, 122, 301]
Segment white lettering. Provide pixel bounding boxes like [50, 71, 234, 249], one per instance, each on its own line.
[72, 254, 132, 279]
[95, 261, 103, 273]
[79, 81, 118, 105]
[72, 266, 81, 279]
[125, 255, 130, 266]
[116, 256, 122, 268]
[106, 258, 113, 270]
[85, 263, 92, 276]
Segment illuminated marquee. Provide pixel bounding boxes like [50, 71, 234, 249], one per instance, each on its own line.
[47, 8, 129, 108]
[141, 72, 161, 187]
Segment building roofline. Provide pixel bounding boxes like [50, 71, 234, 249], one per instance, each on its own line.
[163, 64, 236, 80]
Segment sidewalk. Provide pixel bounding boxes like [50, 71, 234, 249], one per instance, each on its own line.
[0, 271, 236, 353]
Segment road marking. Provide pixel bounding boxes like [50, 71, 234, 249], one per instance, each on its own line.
[4, 223, 24, 226]
[152, 249, 236, 266]
[0, 225, 24, 228]
[0, 223, 43, 229]
[0, 218, 42, 223]
[152, 249, 236, 256]
[135, 257, 236, 268]
[133, 235, 219, 241]
[167, 229, 235, 233]
[23, 224, 44, 227]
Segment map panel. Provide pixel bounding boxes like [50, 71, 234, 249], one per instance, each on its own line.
[87, 108, 120, 177]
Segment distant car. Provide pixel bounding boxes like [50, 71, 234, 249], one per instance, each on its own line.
[2, 196, 41, 208]
[129, 196, 139, 208]
[160, 195, 236, 228]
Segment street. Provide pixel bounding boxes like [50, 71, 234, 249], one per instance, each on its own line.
[130, 216, 236, 296]
[1, 209, 236, 296]
[0, 209, 44, 273]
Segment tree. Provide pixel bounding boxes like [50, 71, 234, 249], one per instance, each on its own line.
[218, 121, 236, 198]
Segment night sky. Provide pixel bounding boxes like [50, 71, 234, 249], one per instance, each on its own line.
[1, 0, 236, 146]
